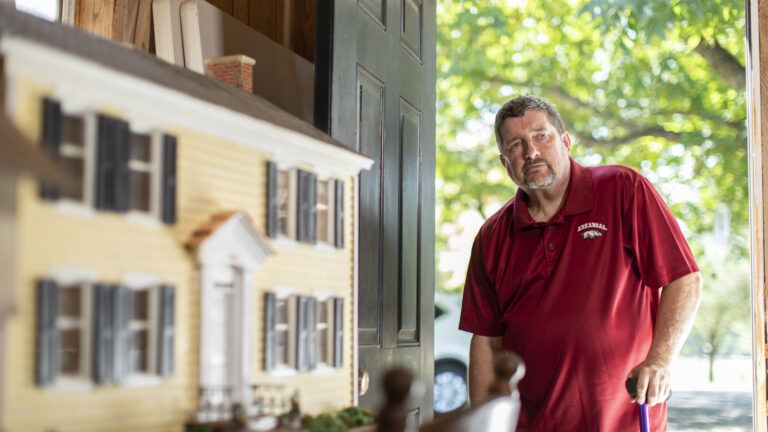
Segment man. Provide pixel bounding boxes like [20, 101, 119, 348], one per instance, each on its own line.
[459, 95, 701, 431]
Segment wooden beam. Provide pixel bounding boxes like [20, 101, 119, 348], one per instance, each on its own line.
[133, 0, 153, 52]
[75, 0, 116, 40]
[111, 0, 139, 44]
[233, 0, 249, 25]
[749, 1, 768, 431]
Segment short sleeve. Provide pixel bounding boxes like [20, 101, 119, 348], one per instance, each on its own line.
[624, 175, 699, 289]
[458, 233, 505, 336]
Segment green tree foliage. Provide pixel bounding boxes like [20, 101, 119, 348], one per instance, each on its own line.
[436, 0, 748, 285]
[682, 244, 751, 382]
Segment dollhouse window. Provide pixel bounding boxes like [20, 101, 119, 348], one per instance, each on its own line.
[277, 169, 291, 237]
[58, 114, 86, 201]
[316, 299, 332, 365]
[316, 179, 334, 245]
[128, 288, 152, 374]
[127, 132, 154, 214]
[267, 162, 297, 240]
[56, 283, 88, 377]
[274, 298, 291, 367]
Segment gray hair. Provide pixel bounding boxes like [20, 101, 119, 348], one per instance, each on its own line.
[494, 95, 565, 150]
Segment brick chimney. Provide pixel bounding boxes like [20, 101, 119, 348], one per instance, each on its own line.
[204, 55, 255, 93]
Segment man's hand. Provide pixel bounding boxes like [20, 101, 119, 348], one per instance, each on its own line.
[629, 272, 701, 406]
[628, 361, 671, 406]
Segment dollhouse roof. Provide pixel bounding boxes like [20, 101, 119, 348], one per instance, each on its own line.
[0, 113, 79, 191]
[0, 5, 360, 158]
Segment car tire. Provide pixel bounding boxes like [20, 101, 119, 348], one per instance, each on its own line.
[434, 359, 468, 415]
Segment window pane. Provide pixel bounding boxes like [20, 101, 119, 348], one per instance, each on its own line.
[276, 330, 288, 365]
[133, 290, 149, 320]
[319, 327, 329, 364]
[131, 329, 149, 373]
[276, 300, 288, 325]
[277, 171, 290, 236]
[58, 286, 81, 317]
[60, 156, 84, 201]
[61, 116, 84, 148]
[59, 328, 80, 374]
[130, 134, 151, 162]
[130, 171, 151, 212]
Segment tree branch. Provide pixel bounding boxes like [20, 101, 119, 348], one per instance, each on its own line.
[694, 39, 746, 92]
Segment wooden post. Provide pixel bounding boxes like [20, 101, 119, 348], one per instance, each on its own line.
[748, 1, 768, 431]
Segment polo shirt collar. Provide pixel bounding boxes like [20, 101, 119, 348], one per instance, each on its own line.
[512, 158, 593, 232]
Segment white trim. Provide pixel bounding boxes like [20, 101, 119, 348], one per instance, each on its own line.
[46, 268, 98, 285]
[352, 180, 360, 405]
[52, 200, 96, 218]
[271, 287, 296, 299]
[1, 37, 373, 176]
[747, 1, 767, 430]
[311, 364, 337, 376]
[49, 377, 94, 393]
[121, 374, 163, 388]
[124, 212, 163, 228]
[268, 365, 298, 377]
[197, 212, 274, 270]
[121, 272, 163, 289]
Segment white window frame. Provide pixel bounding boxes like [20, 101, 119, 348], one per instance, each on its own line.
[46, 268, 98, 391]
[311, 292, 337, 375]
[269, 288, 297, 376]
[315, 177, 335, 248]
[273, 165, 298, 246]
[122, 273, 161, 387]
[52, 110, 97, 218]
[125, 128, 163, 224]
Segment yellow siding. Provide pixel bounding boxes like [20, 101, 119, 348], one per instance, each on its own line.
[5, 76, 357, 431]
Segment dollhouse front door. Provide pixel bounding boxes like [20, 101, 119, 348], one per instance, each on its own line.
[202, 265, 246, 408]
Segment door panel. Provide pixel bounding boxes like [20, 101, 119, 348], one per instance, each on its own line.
[315, 0, 435, 419]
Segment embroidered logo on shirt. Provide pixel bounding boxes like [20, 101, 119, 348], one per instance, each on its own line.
[577, 222, 607, 240]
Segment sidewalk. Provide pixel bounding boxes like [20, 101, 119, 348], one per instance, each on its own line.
[667, 357, 753, 431]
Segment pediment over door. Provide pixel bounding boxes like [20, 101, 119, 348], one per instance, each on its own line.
[187, 210, 274, 269]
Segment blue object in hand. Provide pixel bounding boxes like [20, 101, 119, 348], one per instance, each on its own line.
[625, 376, 651, 432]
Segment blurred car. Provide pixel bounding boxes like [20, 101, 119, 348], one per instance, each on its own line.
[433, 291, 473, 415]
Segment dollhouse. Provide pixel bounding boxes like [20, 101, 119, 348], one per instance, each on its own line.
[0, 4, 372, 432]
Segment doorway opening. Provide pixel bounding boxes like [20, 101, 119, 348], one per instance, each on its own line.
[434, 1, 754, 429]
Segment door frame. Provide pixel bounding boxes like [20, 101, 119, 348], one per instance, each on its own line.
[747, 1, 767, 430]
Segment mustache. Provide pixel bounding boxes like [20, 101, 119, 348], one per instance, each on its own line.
[524, 158, 549, 171]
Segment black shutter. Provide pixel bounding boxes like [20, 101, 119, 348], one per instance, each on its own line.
[308, 297, 318, 369]
[266, 162, 279, 238]
[333, 298, 344, 368]
[263, 292, 277, 371]
[35, 279, 59, 386]
[95, 115, 130, 212]
[296, 170, 308, 242]
[92, 284, 116, 384]
[309, 174, 318, 244]
[114, 122, 131, 212]
[334, 180, 345, 248]
[161, 135, 178, 224]
[296, 296, 309, 370]
[112, 286, 132, 382]
[157, 285, 175, 377]
[39, 98, 62, 200]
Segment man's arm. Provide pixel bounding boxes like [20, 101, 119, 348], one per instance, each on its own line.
[631, 271, 702, 406]
[468, 334, 503, 406]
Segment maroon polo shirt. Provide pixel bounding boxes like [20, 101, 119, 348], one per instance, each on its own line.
[459, 159, 698, 432]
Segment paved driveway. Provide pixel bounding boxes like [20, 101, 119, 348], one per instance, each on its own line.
[668, 390, 753, 431]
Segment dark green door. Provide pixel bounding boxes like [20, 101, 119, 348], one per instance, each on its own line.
[316, 0, 436, 421]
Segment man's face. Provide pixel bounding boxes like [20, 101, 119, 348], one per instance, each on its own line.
[498, 110, 571, 191]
